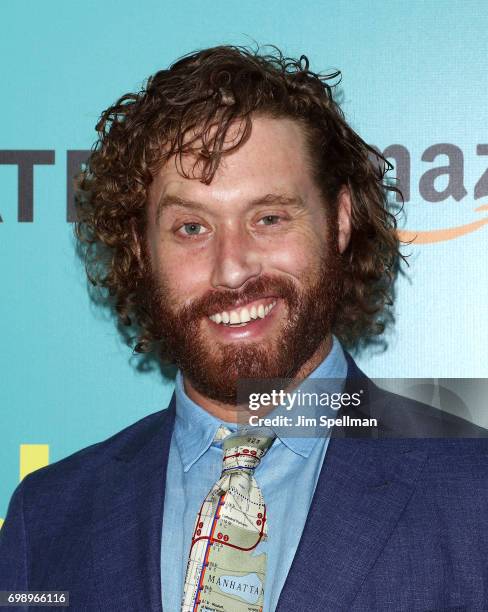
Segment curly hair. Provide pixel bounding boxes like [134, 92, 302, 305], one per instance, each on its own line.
[74, 44, 405, 359]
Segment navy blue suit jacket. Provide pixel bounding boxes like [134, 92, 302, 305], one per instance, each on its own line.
[1, 352, 487, 611]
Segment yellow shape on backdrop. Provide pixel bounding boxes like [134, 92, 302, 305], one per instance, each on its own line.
[20, 444, 50, 481]
[0, 444, 50, 530]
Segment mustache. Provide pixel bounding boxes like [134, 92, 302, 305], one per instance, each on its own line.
[171, 275, 300, 321]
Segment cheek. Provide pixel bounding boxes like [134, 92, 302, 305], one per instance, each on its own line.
[265, 235, 325, 277]
[150, 242, 210, 302]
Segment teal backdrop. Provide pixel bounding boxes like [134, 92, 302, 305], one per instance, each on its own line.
[1, 0, 488, 522]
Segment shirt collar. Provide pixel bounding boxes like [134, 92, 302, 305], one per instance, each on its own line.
[174, 335, 348, 469]
[174, 372, 237, 472]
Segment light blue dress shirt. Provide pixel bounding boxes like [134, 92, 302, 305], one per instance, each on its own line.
[161, 335, 348, 611]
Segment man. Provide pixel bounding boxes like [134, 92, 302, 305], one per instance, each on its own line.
[1, 45, 487, 611]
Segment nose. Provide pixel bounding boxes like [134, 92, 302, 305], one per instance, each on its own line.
[210, 225, 262, 290]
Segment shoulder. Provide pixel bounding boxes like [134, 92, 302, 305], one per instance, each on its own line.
[368, 386, 488, 438]
[342, 350, 488, 439]
[16, 402, 175, 510]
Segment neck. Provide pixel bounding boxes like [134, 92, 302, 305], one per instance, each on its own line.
[182, 334, 333, 422]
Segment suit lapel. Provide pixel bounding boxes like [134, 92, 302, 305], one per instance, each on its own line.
[276, 353, 429, 610]
[91, 396, 176, 612]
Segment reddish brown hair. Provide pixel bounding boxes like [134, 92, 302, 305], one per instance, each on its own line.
[74, 44, 405, 358]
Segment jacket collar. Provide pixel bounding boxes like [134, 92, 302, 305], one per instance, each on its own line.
[274, 351, 429, 609]
[91, 403, 175, 611]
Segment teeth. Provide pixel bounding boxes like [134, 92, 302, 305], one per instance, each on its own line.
[209, 300, 277, 326]
[240, 307, 251, 323]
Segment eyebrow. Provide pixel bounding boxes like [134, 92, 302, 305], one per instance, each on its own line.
[155, 193, 305, 224]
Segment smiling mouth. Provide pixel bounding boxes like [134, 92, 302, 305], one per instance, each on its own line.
[208, 298, 278, 327]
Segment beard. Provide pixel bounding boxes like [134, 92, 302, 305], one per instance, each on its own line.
[142, 237, 344, 405]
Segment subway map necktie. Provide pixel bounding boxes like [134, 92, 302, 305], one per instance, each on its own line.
[181, 425, 276, 612]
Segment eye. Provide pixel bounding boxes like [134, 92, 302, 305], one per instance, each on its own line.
[258, 215, 283, 226]
[177, 222, 207, 237]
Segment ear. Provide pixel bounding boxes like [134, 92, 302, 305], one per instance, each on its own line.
[337, 185, 352, 254]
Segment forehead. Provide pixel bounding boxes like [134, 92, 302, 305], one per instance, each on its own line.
[147, 115, 318, 214]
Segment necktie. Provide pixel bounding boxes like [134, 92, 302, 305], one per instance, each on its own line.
[181, 425, 276, 612]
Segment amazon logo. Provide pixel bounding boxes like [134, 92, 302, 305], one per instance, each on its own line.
[377, 144, 488, 244]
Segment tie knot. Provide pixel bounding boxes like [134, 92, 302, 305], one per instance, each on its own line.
[221, 429, 275, 474]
